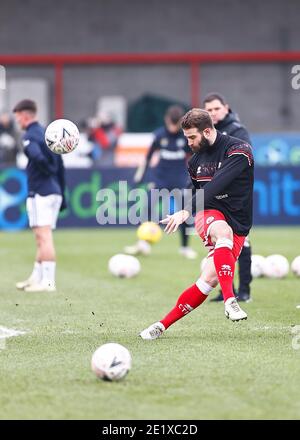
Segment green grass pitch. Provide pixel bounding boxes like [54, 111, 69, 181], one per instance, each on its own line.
[0, 227, 300, 420]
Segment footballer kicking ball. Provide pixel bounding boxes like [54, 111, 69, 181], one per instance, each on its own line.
[91, 343, 132, 381]
[263, 254, 289, 279]
[137, 221, 162, 244]
[45, 118, 80, 154]
[108, 254, 141, 278]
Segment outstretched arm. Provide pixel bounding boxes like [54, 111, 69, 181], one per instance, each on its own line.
[160, 210, 190, 234]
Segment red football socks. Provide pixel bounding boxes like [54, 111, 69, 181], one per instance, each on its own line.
[213, 238, 236, 302]
[160, 281, 212, 329]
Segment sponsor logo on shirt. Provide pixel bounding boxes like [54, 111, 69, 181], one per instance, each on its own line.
[215, 193, 228, 199]
[160, 150, 185, 160]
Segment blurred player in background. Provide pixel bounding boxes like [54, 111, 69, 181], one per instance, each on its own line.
[204, 93, 252, 303]
[0, 112, 18, 166]
[140, 108, 254, 339]
[13, 99, 66, 292]
[124, 105, 197, 259]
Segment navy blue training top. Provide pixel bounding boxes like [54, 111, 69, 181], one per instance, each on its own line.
[145, 126, 190, 188]
[23, 121, 65, 197]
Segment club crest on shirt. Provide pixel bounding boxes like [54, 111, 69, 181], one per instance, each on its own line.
[206, 216, 215, 225]
[160, 138, 169, 147]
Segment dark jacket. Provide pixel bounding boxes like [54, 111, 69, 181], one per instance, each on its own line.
[187, 132, 254, 236]
[215, 111, 251, 144]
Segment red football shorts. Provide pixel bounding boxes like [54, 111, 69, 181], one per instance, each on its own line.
[195, 209, 246, 261]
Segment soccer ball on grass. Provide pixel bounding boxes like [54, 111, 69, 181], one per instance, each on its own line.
[291, 256, 300, 276]
[91, 343, 132, 381]
[108, 254, 141, 278]
[263, 254, 289, 279]
[251, 254, 266, 278]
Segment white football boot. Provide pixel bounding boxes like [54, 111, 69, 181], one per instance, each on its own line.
[224, 297, 247, 321]
[16, 276, 36, 290]
[24, 282, 56, 293]
[139, 322, 165, 340]
[178, 247, 197, 260]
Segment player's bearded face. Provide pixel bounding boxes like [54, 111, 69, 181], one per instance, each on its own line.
[197, 132, 210, 150]
[184, 127, 210, 153]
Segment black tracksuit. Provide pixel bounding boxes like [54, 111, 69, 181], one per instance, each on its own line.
[187, 131, 254, 236]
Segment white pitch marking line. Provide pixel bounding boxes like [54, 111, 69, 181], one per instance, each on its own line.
[0, 326, 28, 350]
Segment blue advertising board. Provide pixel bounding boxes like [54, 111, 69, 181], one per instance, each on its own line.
[0, 166, 300, 230]
[252, 133, 300, 166]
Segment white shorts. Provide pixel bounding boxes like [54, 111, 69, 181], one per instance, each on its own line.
[26, 194, 62, 229]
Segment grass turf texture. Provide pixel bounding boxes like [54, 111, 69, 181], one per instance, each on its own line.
[0, 227, 300, 420]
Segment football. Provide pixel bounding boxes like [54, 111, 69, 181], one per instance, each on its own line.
[251, 254, 266, 278]
[263, 254, 289, 279]
[108, 254, 141, 278]
[45, 118, 80, 154]
[137, 221, 162, 244]
[91, 343, 132, 381]
[291, 256, 300, 276]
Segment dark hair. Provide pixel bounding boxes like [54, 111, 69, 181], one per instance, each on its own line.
[13, 99, 37, 113]
[181, 108, 214, 131]
[203, 93, 227, 106]
[165, 105, 185, 124]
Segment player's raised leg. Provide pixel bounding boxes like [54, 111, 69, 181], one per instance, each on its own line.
[209, 220, 247, 321]
[139, 257, 218, 339]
